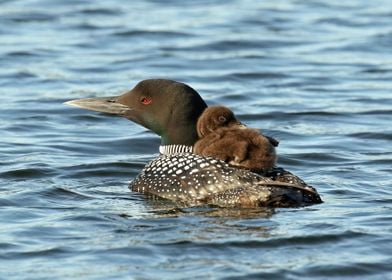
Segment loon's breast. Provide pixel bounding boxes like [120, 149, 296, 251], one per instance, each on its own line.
[129, 153, 321, 208]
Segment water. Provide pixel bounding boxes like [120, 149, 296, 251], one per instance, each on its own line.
[1, 0, 391, 278]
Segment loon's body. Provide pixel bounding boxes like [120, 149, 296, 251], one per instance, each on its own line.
[66, 79, 322, 208]
[194, 106, 278, 172]
[131, 151, 319, 208]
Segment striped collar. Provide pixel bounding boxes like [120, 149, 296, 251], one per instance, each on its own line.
[159, 145, 193, 155]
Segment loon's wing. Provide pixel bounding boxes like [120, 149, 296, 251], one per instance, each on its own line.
[199, 181, 321, 208]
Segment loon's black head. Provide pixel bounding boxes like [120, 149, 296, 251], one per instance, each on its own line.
[66, 79, 207, 146]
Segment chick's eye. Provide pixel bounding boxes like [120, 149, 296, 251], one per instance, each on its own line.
[218, 116, 227, 123]
[140, 96, 152, 105]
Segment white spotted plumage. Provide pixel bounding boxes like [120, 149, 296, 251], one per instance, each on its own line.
[129, 146, 322, 207]
[130, 153, 271, 205]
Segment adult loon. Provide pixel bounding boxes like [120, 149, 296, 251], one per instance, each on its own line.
[66, 79, 322, 208]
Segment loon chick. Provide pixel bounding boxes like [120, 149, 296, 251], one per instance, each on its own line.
[65, 79, 322, 208]
[194, 106, 278, 172]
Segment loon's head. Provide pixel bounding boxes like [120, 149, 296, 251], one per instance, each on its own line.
[66, 79, 207, 146]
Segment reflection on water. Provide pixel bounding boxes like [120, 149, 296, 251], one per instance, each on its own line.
[1, 0, 392, 279]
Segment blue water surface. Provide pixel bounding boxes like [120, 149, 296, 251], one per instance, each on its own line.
[1, 0, 391, 279]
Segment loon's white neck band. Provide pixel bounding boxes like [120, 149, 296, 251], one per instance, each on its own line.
[159, 145, 193, 155]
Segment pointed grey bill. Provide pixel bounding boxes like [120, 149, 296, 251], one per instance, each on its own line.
[64, 96, 132, 116]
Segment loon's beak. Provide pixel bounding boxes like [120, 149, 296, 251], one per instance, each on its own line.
[65, 93, 147, 128]
[65, 96, 132, 116]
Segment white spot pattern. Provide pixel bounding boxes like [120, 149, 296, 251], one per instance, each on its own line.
[130, 153, 274, 204]
[129, 151, 321, 207]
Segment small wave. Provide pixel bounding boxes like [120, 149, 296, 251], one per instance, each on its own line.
[2, 246, 70, 260]
[60, 161, 143, 179]
[348, 132, 392, 140]
[112, 30, 192, 38]
[1, 167, 56, 179]
[40, 186, 95, 201]
[77, 8, 122, 16]
[226, 71, 289, 80]
[4, 12, 57, 23]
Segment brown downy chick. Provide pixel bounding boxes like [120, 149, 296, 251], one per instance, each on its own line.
[194, 106, 278, 172]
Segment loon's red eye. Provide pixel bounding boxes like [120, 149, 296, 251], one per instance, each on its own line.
[140, 96, 152, 105]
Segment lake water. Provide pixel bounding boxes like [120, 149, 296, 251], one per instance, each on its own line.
[1, 0, 391, 279]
